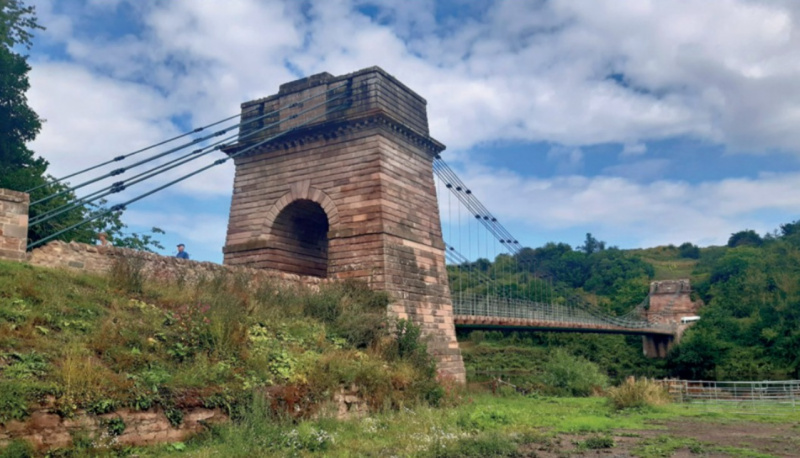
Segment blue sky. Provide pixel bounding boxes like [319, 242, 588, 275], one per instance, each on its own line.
[24, 0, 800, 263]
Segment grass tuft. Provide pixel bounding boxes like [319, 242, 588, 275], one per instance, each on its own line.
[606, 377, 671, 410]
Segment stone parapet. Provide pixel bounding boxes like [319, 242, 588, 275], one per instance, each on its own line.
[0, 188, 29, 262]
[28, 240, 326, 289]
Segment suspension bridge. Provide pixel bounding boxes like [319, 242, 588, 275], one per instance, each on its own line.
[0, 67, 699, 380]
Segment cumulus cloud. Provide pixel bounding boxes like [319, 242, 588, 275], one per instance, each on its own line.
[31, 0, 800, 160]
[22, 0, 800, 259]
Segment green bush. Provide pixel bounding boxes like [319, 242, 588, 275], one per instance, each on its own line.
[538, 349, 608, 396]
[469, 330, 486, 344]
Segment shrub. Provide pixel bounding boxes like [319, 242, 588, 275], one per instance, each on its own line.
[605, 377, 671, 410]
[538, 349, 608, 396]
[678, 242, 700, 259]
[469, 330, 486, 344]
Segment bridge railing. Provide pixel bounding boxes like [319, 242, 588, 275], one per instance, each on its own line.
[452, 294, 673, 331]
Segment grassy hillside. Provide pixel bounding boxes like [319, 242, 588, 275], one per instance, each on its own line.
[627, 245, 699, 281]
[0, 259, 442, 429]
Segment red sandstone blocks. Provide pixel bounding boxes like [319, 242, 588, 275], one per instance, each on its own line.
[222, 67, 464, 382]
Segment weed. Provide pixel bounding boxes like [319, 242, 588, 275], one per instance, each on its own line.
[104, 416, 126, 436]
[0, 380, 50, 424]
[580, 434, 615, 449]
[165, 407, 183, 427]
[428, 433, 521, 457]
[88, 399, 116, 415]
[0, 439, 35, 458]
[634, 435, 704, 458]
[109, 255, 147, 294]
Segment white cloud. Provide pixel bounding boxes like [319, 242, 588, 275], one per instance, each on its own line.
[31, 0, 800, 166]
[602, 159, 670, 181]
[22, 0, 800, 258]
[446, 164, 800, 248]
[622, 143, 647, 156]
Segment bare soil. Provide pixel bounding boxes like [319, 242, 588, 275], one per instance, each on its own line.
[521, 419, 800, 457]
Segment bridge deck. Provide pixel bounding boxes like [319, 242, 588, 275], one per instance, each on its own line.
[451, 296, 675, 336]
[453, 315, 676, 336]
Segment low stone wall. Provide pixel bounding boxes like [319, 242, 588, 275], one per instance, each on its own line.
[1, 387, 370, 451]
[0, 406, 226, 450]
[28, 240, 327, 288]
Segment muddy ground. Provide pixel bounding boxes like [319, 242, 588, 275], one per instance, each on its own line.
[523, 419, 800, 457]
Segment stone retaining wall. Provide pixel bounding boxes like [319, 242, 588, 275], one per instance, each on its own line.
[27, 240, 327, 288]
[0, 406, 226, 450]
[0, 386, 369, 451]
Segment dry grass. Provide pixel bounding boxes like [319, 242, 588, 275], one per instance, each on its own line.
[605, 377, 671, 410]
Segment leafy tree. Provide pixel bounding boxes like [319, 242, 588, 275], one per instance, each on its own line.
[678, 241, 700, 259]
[780, 220, 800, 237]
[727, 229, 762, 248]
[578, 232, 606, 255]
[667, 328, 727, 380]
[0, 0, 44, 192]
[0, 1, 163, 251]
[584, 248, 654, 295]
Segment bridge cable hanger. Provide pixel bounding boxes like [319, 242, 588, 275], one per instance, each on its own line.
[28, 82, 351, 208]
[27, 86, 353, 249]
[28, 86, 349, 228]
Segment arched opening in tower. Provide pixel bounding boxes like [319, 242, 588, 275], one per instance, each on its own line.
[271, 199, 329, 277]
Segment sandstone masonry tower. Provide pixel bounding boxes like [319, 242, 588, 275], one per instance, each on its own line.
[642, 279, 699, 358]
[222, 67, 465, 381]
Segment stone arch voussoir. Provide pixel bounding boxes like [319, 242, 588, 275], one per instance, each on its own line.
[262, 182, 339, 240]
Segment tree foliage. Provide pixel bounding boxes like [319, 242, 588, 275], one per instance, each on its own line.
[727, 229, 763, 248]
[678, 242, 700, 259]
[455, 222, 800, 382]
[578, 232, 606, 254]
[0, 1, 163, 250]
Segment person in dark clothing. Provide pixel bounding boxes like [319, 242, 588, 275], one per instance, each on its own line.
[176, 243, 190, 259]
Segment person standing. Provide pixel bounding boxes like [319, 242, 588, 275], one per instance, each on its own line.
[176, 243, 190, 259]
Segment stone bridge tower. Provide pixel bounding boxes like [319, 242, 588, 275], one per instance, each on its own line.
[642, 279, 700, 358]
[222, 67, 465, 381]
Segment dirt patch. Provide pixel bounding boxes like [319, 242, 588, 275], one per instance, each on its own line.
[647, 419, 800, 457]
[519, 419, 800, 457]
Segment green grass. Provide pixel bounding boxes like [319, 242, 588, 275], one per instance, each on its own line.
[132, 392, 799, 457]
[0, 259, 441, 439]
[633, 434, 779, 458]
[3, 259, 799, 457]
